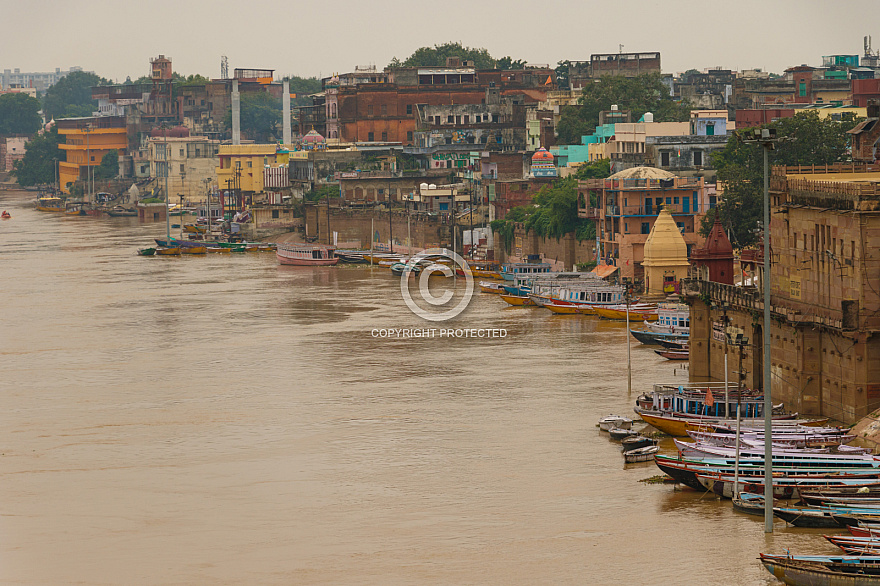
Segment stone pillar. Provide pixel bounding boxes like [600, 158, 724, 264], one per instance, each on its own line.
[283, 80, 291, 145]
[689, 299, 712, 382]
[231, 80, 241, 146]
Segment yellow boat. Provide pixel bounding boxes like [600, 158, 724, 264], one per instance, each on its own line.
[500, 293, 536, 306]
[593, 306, 659, 321]
[207, 246, 231, 253]
[181, 246, 207, 254]
[35, 197, 66, 212]
[479, 281, 506, 294]
[183, 224, 207, 234]
[640, 411, 831, 437]
[545, 303, 580, 315]
[156, 247, 181, 256]
[576, 305, 596, 315]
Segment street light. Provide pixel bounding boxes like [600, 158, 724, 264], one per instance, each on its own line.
[162, 123, 171, 240]
[737, 126, 781, 533]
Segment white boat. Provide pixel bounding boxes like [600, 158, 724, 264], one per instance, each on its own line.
[641, 301, 690, 335]
[599, 415, 633, 432]
[276, 243, 339, 266]
[624, 445, 659, 463]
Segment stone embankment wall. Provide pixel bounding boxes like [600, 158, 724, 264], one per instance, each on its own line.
[492, 226, 595, 271]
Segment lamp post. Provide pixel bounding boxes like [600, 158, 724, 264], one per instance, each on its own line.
[726, 331, 749, 497]
[162, 124, 170, 240]
[740, 126, 781, 533]
[84, 124, 91, 204]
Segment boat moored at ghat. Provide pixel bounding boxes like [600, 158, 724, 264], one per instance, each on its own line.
[276, 243, 339, 266]
[34, 197, 66, 212]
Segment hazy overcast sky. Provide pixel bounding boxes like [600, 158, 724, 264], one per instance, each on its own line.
[3, 0, 879, 82]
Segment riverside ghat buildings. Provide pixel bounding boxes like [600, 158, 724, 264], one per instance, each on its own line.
[684, 162, 880, 425]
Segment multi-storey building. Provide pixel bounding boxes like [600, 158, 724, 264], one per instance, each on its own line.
[1, 66, 89, 92]
[684, 162, 880, 424]
[56, 116, 127, 193]
[147, 134, 219, 201]
[578, 167, 710, 280]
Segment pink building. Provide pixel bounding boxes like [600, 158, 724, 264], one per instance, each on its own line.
[4, 136, 27, 172]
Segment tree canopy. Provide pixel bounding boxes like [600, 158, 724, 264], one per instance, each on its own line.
[702, 110, 860, 247]
[497, 56, 527, 70]
[389, 42, 498, 69]
[93, 149, 119, 180]
[12, 127, 64, 187]
[223, 92, 281, 142]
[0, 92, 42, 135]
[490, 163, 612, 251]
[556, 73, 691, 145]
[42, 71, 109, 120]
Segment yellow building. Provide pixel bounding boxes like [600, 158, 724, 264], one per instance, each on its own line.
[216, 144, 301, 193]
[56, 116, 128, 193]
[641, 206, 691, 296]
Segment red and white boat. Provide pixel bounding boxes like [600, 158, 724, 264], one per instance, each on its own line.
[276, 243, 339, 266]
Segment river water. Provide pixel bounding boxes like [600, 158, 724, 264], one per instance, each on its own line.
[0, 189, 834, 584]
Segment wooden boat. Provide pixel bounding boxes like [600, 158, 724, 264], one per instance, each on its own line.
[761, 556, 880, 585]
[624, 446, 659, 463]
[156, 247, 181, 256]
[621, 436, 658, 452]
[545, 302, 581, 315]
[137, 248, 156, 256]
[181, 245, 207, 255]
[183, 224, 207, 234]
[34, 197, 65, 212]
[654, 348, 689, 360]
[732, 492, 767, 516]
[206, 246, 231, 253]
[499, 261, 552, 281]
[576, 305, 596, 315]
[599, 415, 633, 431]
[609, 428, 640, 440]
[106, 207, 137, 217]
[594, 305, 659, 321]
[479, 281, 506, 294]
[276, 243, 339, 266]
[697, 472, 880, 500]
[774, 506, 849, 528]
[500, 293, 536, 307]
[630, 329, 689, 345]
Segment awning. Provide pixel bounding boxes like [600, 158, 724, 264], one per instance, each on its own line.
[847, 119, 876, 135]
[591, 263, 619, 278]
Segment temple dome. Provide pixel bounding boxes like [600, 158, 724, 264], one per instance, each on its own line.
[532, 147, 554, 162]
[609, 166, 675, 180]
[303, 129, 325, 143]
[642, 207, 689, 267]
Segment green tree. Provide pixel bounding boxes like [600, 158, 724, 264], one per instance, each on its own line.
[555, 60, 571, 89]
[703, 110, 860, 247]
[93, 149, 119, 180]
[0, 92, 42, 135]
[12, 127, 64, 187]
[573, 158, 611, 180]
[223, 92, 281, 142]
[42, 71, 109, 120]
[556, 73, 692, 145]
[497, 56, 527, 70]
[388, 42, 497, 69]
[304, 184, 340, 202]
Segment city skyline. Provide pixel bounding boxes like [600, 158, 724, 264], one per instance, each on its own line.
[3, 0, 879, 83]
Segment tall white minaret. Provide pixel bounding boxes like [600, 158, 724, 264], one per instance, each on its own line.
[231, 80, 241, 145]
[283, 80, 291, 145]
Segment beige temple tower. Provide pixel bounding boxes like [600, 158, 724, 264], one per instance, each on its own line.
[641, 207, 690, 296]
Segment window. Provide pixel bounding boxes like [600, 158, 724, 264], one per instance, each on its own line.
[661, 152, 670, 166]
[377, 188, 384, 196]
[641, 222, 650, 234]
[407, 131, 413, 142]
[381, 131, 387, 141]
[235, 161, 241, 168]
[367, 105, 374, 116]
[381, 104, 387, 115]
[705, 123, 714, 136]
[709, 195, 717, 209]
[406, 104, 413, 115]
[624, 222, 629, 233]
[693, 151, 702, 166]
[180, 164, 185, 173]
[492, 114, 499, 123]
[367, 132, 374, 141]
[179, 149, 184, 157]
[463, 115, 469, 124]
[447, 115, 454, 123]
[247, 160, 252, 168]
[272, 210, 279, 219]
[673, 197, 679, 204]
[666, 197, 672, 205]
[799, 81, 807, 97]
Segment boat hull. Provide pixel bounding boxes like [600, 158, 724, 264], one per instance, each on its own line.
[278, 256, 339, 266]
[500, 294, 535, 307]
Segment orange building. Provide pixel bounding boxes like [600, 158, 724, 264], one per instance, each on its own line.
[56, 116, 128, 193]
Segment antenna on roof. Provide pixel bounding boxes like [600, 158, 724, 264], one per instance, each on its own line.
[221, 56, 229, 79]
